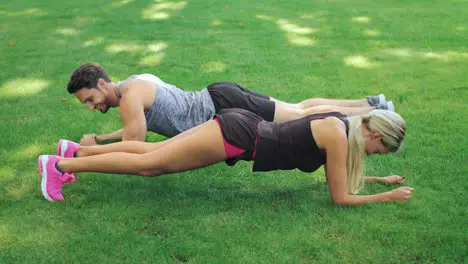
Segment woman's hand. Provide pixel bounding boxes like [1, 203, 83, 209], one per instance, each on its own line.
[387, 187, 413, 201]
[384, 175, 406, 184]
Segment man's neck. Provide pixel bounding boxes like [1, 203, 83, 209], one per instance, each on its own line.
[107, 82, 120, 107]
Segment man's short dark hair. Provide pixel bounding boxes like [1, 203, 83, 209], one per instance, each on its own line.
[67, 63, 112, 94]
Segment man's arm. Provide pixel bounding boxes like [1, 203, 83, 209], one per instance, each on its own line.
[80, 129, 124, 146]
[119, 84, 148, 142]
[95, 129, 124, 142]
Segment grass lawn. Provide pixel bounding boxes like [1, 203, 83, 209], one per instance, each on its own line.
[1, 0, 467, 263]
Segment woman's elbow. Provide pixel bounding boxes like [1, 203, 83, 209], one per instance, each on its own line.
[331, 197, 347, 206]
[331, 195, 354, 206]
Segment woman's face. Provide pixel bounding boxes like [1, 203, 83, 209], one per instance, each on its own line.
[364, 131, 390, 156]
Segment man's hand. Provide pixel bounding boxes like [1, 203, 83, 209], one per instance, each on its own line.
[384, 175, 406, 184]
[80, 134, 97, 146]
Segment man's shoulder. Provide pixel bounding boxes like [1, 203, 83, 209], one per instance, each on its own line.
[119, 78, 154, 96]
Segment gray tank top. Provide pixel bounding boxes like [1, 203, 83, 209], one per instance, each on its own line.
[116, 74, 215, 137]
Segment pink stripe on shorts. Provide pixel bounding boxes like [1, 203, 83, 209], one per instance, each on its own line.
[214, 118, 246, 158]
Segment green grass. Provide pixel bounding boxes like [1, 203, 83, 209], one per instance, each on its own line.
[1, 0, 467, 263]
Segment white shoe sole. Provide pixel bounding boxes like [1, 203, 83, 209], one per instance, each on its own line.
[387, 101, 395, 112]
[40, 155, 55, 202]
[60, 140, 69, 158]
[378, 94, 386, 104]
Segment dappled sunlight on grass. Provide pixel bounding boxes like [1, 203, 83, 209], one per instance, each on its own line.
[256, 15, 318, 46]
[140, 53, 166, 66]
[0, 167, 15, 181]
[147, 42, 168, 52]
[139, 42, 168, 66]
[55, 28, 80, 36]
[344, 56, 379, 69]
[0, 224, 8, 242]
[424, 51, 468, 61]
[142, 1, 187, 20]
[7, 184, 31, 199]
[106, 43, 144, 53]
[256, 14, 274, 21]
[106, 41, 167, 54]
[74, 16, 97, 26]
[277, 19, 317, 35]
[0, 79, 49, 97]
[383, 48, 413, 57]
[0, 8, 47, 17]
[455, 26, 465, 31]
[424, 52, 446, 59]
[287, 34, 317, 46]
[112, 0, 134, 7]
[19, 144, 45, 159]
[202, 61, 227, 73]
[211, 19, 222, 26]
[104, 41, 168, 66]
[84, 37, 105, 47]
[0, 222, 60, 246]
[300, 11, 328, 22]
[364, 29, 381, 36]
[352, 16, 370, 23]
[381, 48, 468, 61]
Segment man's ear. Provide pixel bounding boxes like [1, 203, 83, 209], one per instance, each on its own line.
[97, 78, 106, 89]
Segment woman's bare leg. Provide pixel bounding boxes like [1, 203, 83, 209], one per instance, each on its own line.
[273, 103, 375, 122]
[76, 141, 163, 157]
[58, 120, 228, 176]
[76, 120, 217, 157]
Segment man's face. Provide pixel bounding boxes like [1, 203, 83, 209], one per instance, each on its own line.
[75, 86, 110, 113]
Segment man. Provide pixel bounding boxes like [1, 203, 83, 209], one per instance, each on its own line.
[67, 63, 393, 145]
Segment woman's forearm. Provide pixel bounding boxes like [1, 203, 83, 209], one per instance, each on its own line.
[333, 192, 391, 206]
[364, 176, 386, 183]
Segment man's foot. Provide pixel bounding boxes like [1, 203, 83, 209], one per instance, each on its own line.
[376, 101, 395, 112]
[57, 139, 80, 158]
[367, 94, 386, 106]
[38, 155, 75, 202]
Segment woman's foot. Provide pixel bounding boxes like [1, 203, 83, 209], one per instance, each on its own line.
[38, 155, 75, 202]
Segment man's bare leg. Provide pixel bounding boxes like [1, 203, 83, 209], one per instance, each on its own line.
[271, 97, 371, 109]
[273, 103, 375, 123]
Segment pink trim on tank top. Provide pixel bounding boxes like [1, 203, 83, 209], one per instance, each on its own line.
[214, 118, 247, 159]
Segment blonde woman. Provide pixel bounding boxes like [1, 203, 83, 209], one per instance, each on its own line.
[38, 109, 412, 205]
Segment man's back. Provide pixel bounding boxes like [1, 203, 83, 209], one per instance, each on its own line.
[116, 74, 216, 137]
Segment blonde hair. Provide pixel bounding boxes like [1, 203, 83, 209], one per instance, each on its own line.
[346, 110, 406, 194]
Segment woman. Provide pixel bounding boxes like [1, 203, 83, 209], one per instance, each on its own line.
[39, 109, 412, 205]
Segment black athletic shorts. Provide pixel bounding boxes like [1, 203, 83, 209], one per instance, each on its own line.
[207, 82, 275, 122]
[214, 108, 263, 166]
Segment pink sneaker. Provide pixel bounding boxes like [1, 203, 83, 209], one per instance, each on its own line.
[38, 155, 76, 202]
[57, 139, 80, 158]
